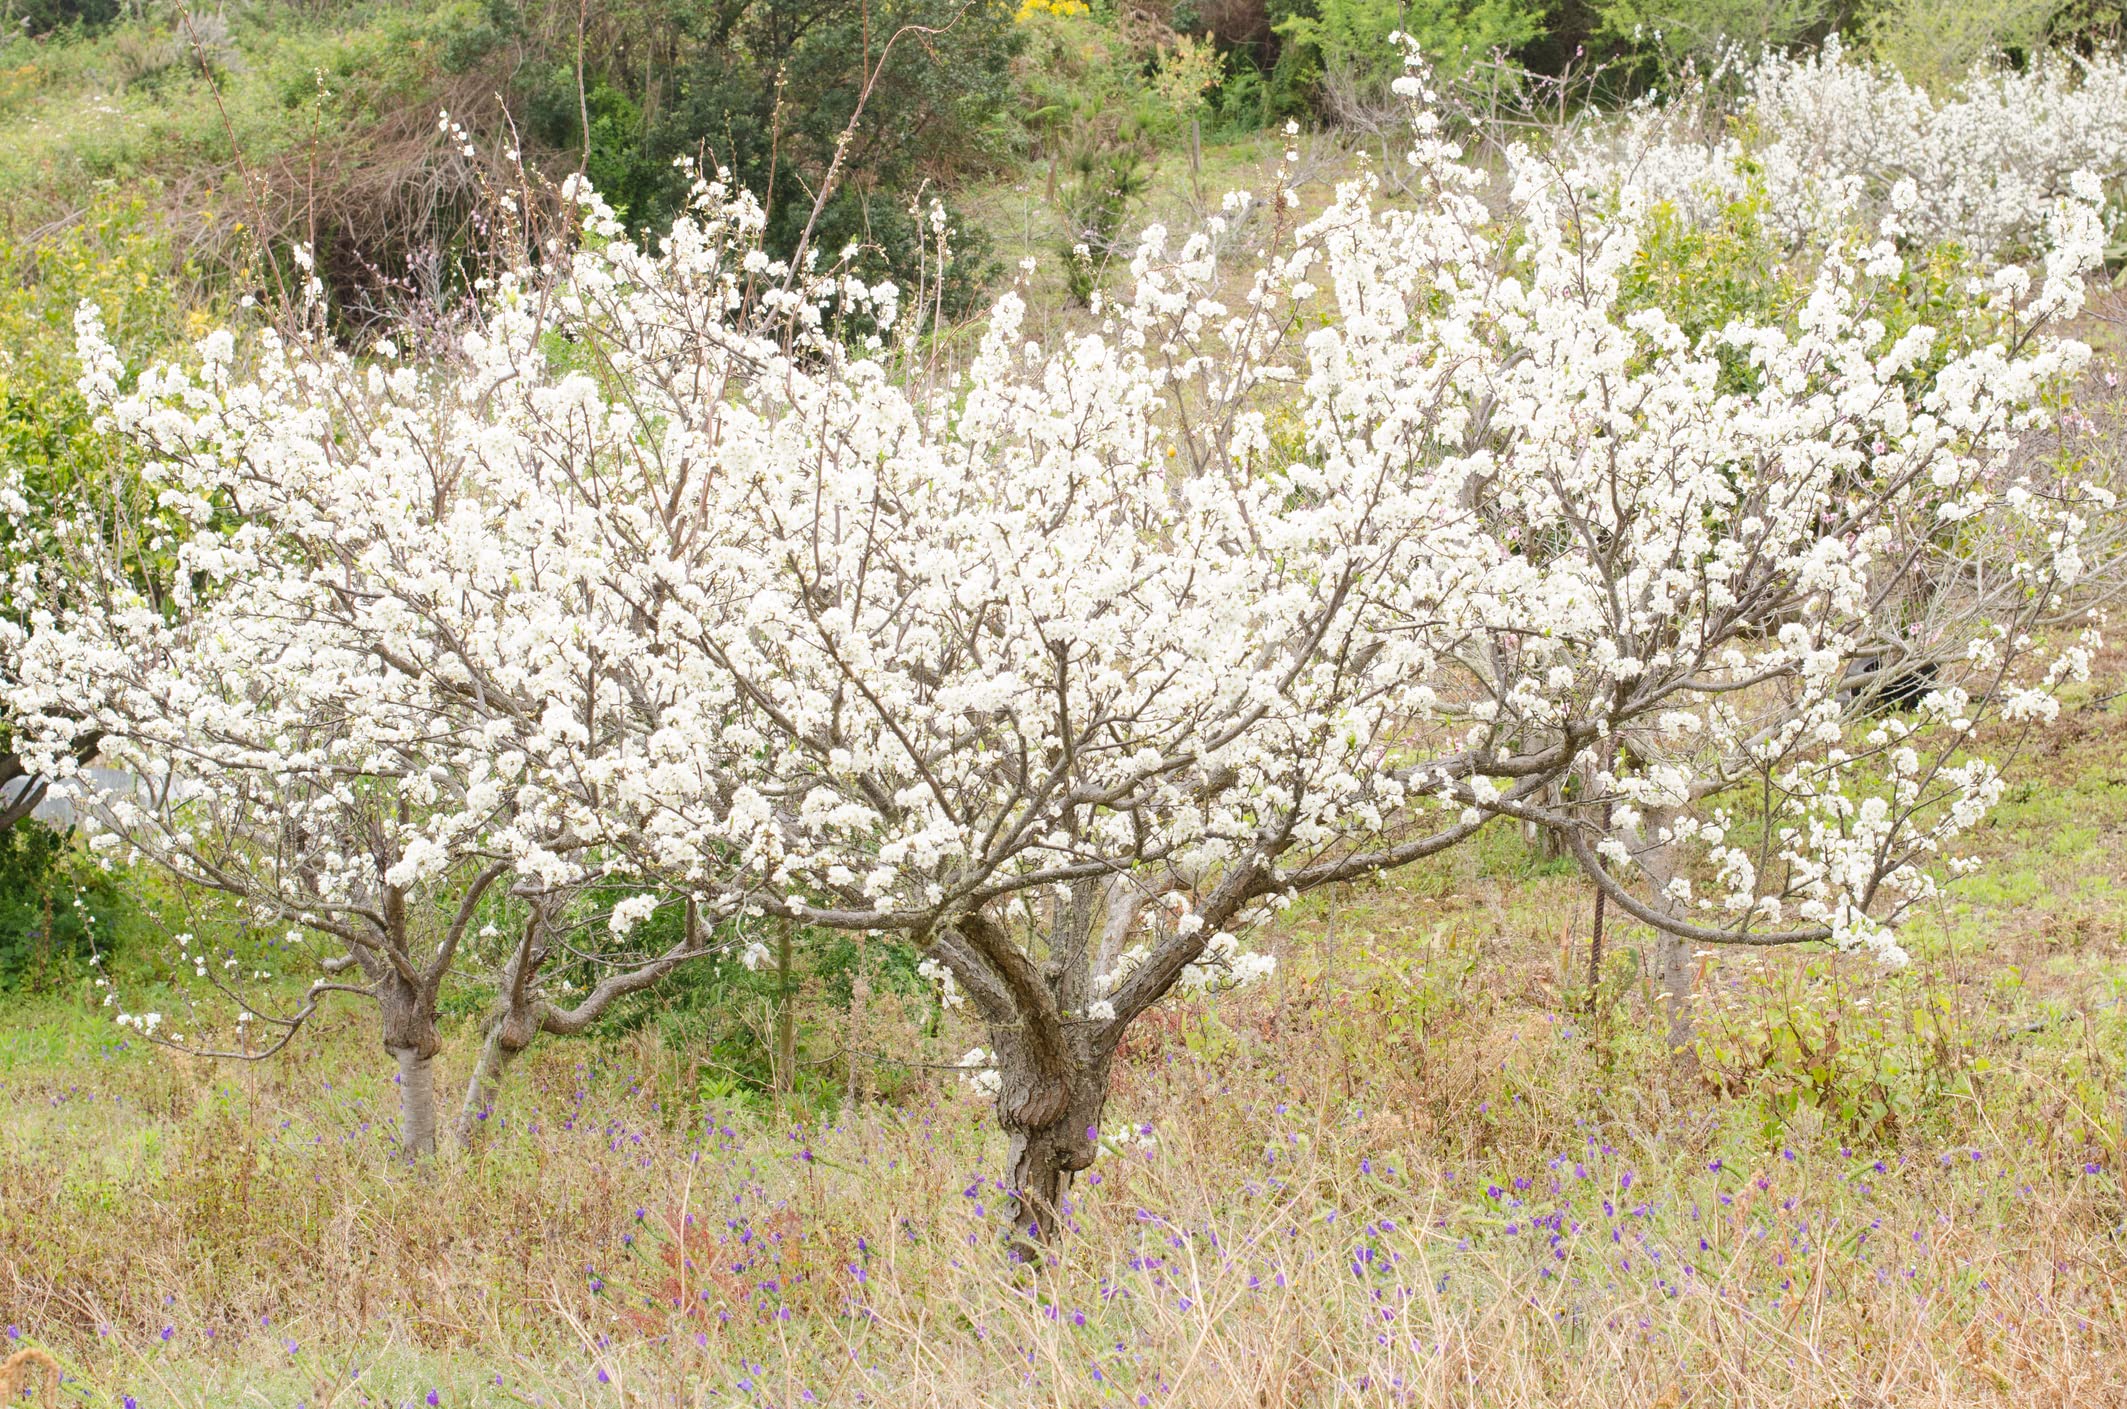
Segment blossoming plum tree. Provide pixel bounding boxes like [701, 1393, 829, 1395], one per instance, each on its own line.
[21, 295, 729, 1155]
[1557, 36, 2127, 262]
[1296, 64, 2119, 1051]
[15, 432, 522, 1156]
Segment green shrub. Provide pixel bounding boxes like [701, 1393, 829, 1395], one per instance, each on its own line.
[0, 822, 130, 991]
[511, 0, 1020, 322]
[1863, 0, 2071, 93]
[595, 911, 930, 1114]
[9, 0, 120, 39]
[1270, 0, 1546, 109]
[1591, 0, 1848, 67]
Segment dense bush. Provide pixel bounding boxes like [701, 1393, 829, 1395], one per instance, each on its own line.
[0, 820, 128, 990]
[500, 0, 1020, 318]
[1271, 0, 1545, 100]
[9, 0, 121, 39]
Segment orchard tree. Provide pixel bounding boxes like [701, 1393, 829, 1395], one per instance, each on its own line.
[36, 166, 1569, 1231]
[451, 891, 716, 1147]
[437, 175, 1583, 1235]
[545, 72, 2112, 1225]
[1450, 49, 2127, 1047]
[20, 297, 733, 1154]
[20, 565, 518, 1154]
[1489, 117, 2119, 1049]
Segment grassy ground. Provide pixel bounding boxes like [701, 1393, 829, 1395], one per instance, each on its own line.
[2, 673, 2124, 1407]
[0, 4, 491, 226]
[951, 122, 1384, 344]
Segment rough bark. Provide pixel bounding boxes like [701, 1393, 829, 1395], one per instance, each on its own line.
[997, 1039, 1112, 1245]
[372, 945, 444, 1157]
[976, 881, 1118, 1246]
[455, 989, 537, 1147]
[455, 904, 548, 1147]
[1093, 875, 1140, 987]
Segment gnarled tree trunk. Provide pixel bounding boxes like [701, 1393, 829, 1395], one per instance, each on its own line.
[994, 1035, 1113, 1244]
[456, 998, 539, 1148]
[456, 904, 549, 1148]
[942, 878, 1127, 1246]
[453, 896, 709, 1150]
[378, 969, 444, 1157]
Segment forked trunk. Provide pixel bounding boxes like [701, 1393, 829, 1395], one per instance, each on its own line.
[946, 880, 1119, 1248]
[455, 911, 548, 1149]
[455, 1009, 535, 1148]
[452, 896, 709, 1149]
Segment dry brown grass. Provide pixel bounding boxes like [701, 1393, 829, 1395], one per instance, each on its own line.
[3, 682, 2126, 1407]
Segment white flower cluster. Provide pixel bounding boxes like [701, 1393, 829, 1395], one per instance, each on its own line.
[1103, 926, 1277, 1001]
[1179, 931, 1277, 996]
[606, 893, 660, 938]
[917, 956, 966, 1009]
[1565, 37, 2127, 260]
[959, 1047, 1002, 1100]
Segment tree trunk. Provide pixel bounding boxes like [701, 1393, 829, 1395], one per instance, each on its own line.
[455, 909, 549, 1149]
[393, 1043, 439, 1157]
[1657, 930, 1695, 1062]
[1631, 805, 1697, 1067]
[998, 878, 1108, 1243]
[377, 969, 443, 1158]
[1586, 796, 1611, 1010]
[1093, 875, 1138, 988]
[455, 1012, 537, 1148]
[993, 1037, 1112, 1246]
[774, 921, 796, 1103]
[457, 1026, 512, 1142]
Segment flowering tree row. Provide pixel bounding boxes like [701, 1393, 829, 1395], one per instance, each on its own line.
[6, 50, 2117, 1238]
[1564, 36, 2127, 261]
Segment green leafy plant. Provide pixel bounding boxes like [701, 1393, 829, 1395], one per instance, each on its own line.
[1272, 0, 1545, 109]
[0, 822, 127, 991]
[1055, 137, 1153, 304]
